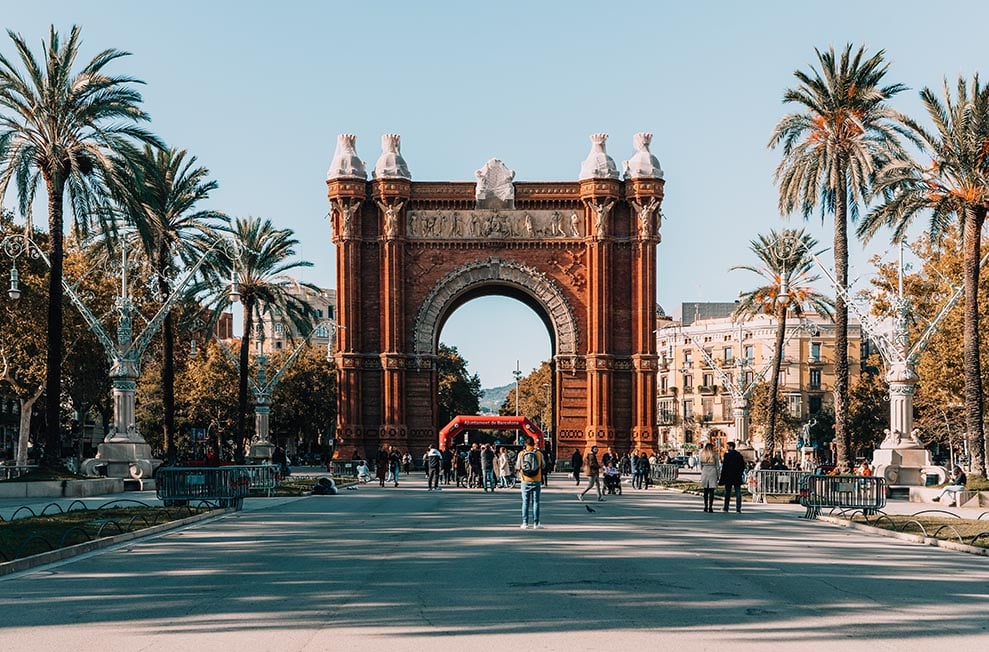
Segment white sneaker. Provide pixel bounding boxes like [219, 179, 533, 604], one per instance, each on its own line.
[577, 494, 584, 502]
[534, 523, 544, 529]
[520, 523, 528, 529]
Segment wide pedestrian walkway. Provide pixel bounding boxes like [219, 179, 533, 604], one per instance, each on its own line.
[1, 475, 987, 651]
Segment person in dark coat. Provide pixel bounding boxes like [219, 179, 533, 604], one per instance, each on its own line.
[375, 445, 389, 487]
[720, 441, 746, 513]
[570, 448, 583, 485]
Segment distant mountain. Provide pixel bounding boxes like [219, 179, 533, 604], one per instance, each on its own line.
[478, 383, 512, 414]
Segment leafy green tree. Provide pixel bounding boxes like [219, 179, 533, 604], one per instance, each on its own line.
[770, 44, 909, 470]
[0, 26, 161, 462]
[500, 361, 552, 425]
[437, 343, 481, 427]
[179, 340, 238, 457]
[110, 145, 225, 461]
[270, 344, 336, 457]
[858, 76, 989, 477]
[732, 228, 833, 454]
[748, 381, 800, 454]
[848, 355, 888, 458]
[197, 217, 318, 462]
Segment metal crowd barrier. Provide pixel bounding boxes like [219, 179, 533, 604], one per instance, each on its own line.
[156, 466, 252, 510]
[800, 474, 886, 518]
[752, 470, 808, 503]
[243, 464, 280, 496]
[329, 461, 359, 477]
[650, 464, 680, 483]
[0, 465, 37, 481]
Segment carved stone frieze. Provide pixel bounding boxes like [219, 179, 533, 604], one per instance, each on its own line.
[413, 257, 579, 356]
[406, 209, 584, 240]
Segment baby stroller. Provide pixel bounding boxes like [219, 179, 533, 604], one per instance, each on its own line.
[356, 462, 371, 484]
[603, 467, 622, 495]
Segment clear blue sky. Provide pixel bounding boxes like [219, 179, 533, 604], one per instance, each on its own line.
[3, 1, 987, 387]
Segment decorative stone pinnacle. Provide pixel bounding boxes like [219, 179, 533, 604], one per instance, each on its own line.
[579, 133, 620, 181]
[326, 134, 367, 180]
[623, 132, 664, 180]
[373, 133, 412, 180]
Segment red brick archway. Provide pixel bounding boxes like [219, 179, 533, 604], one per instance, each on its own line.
[326, 134, 664, 459]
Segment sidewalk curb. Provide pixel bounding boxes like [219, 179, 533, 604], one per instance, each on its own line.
[0, 507, 232, 577]
[815, 514, 989, 558]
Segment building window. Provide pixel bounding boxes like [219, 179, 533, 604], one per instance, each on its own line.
[683, 374, 693, 391]
[684, 350, 693, 367]
[314, 325, 329, 338]
[703, 373, 714, 387]
[721, 400, 732, 420]
[744, 371, 754, 385]
[682, 400, 694, 421]
[809, 369, 821, 390]
[316, 308, 323, 318]
[658, 399, 677, 424]
[275, 342, 283, 350]
[786, 394, 802, 418]
[724, 348, 733, 363]
[274, 323, 284, 335]
[811, 342, 821, 361]
[660, 375, 669, 393]
[327, 306, 335, 319]
[702, 398, 714, 421]
[744, 345, 754, 362]
[809, 395, 823, 414]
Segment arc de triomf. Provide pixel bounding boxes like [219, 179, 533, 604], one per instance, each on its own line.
[326, 132, 664, 458]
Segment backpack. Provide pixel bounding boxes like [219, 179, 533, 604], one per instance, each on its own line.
[520, 450, 541, 478]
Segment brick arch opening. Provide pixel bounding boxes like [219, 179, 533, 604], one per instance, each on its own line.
[328, 162, 664, 460]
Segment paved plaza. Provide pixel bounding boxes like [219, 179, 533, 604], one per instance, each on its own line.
[1, 476, 987, 651]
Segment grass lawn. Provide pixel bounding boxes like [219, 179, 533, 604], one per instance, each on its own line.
[843, 513, 989, 549]
[0, 505, 210, 563]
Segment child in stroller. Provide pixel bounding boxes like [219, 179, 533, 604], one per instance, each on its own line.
[603, 459, 622, 495]
[356, 461, 372, 484]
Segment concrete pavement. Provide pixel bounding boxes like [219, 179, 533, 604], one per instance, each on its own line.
[1, 475, 987, 651]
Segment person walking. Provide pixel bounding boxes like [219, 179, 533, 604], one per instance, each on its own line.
[578, 446, 604, 502]
[496, 446, 510, 488]
[516, 436, 544, 529]
[375, 445, 389, 487]
[481, 443, 496, 492]
[388, 445, 402, 487]
[467, 443, 482, 488]
[720, 441, 745, 513]
[542, 447, 554, 487]
[699, 442, 721, 513]
[441, 445, 453, 485]
[570, 448, 583, 485]
[638, 451, 652, 489]
[425, 445, 442, 491]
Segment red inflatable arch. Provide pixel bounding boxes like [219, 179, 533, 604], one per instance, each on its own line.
[438, 415, 545, 450]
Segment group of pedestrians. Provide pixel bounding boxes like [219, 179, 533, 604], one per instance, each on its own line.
[570, 447, 656, 500]
[697, 441, 746, 513]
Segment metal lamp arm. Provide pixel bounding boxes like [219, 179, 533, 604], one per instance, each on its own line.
[129, 240, 238, 360]
[261, 321, 336, 395]
[692, 343, 741, 398]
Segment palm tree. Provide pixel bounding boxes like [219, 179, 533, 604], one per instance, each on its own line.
[0, 26, 161, 462]
[111, 145, 226, 462]
[200, 217, 318, 462]
[732, 228, 834, 456]
[769, 44, 909, 469]
[857, 76, 989, 477]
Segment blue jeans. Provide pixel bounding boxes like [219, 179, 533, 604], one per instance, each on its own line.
[521, 480, 541, 524]
[483, 468, 496, 491]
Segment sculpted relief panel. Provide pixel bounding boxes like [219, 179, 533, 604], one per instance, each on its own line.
[407, 209, 583, 240]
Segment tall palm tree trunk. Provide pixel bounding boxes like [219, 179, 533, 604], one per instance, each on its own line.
[766, 303, 788, 456]
[963, 206, 987, 477]
[833, 178, 851, 470]
[236, 300, 254, 464]
[161, 305, 176, 463]
[44, 173, 66, 466]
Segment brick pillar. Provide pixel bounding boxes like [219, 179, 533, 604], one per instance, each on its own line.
[580, 178, 621, 449]
[628, 177, 665, 450]
[372, 178, 412, 450]
[327, 178, 368, 457]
